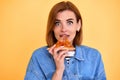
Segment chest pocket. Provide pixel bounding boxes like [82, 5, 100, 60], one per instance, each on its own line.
[62, 72, 82, 80]
[69, 74, 94, 80]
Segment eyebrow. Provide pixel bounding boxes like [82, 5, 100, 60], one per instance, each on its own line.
[66, 18, 74, 21]
[55, 18, 74, 21]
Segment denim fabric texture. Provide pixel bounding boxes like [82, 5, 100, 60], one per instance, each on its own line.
[24, 45, 106, 80]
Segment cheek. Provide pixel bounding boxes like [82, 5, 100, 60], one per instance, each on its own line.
[71, 31, 76, 38]
[69, 29, 76, 39]
[71, 28, 77, 35]
[53, 29, 60, 39]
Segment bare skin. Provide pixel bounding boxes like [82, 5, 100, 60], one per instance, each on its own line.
[48, 10, 81, 80]
[48, 45, 68, 80]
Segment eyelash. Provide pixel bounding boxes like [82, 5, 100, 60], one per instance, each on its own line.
[67, 21, 73, 25]
[54, 21, 73, 26]
[55, 22, 60, 26]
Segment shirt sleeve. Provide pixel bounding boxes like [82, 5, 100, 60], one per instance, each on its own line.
[24, 52, 46, 80]
[95, 51, 106, 80]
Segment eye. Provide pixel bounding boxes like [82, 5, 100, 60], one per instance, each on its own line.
[55, 21, 61, 26]
[67, 21, 73, 25]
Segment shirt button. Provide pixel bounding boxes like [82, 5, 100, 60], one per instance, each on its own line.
[72, 61, 74, 64]
[74, 73, 77, 76]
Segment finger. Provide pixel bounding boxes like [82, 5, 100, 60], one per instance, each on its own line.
[61, 53, 69, 61]
[52, 46, 65, 59]
[47, 44, 56, 50]
[48, 44, 56, 55]
[57, 50, 68, 59]
[53, 46, 64, 55]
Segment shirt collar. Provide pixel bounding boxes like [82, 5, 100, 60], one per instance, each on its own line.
[74, 45, 84, 61]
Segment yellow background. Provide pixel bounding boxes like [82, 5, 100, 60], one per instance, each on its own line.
[0, 0, 120, 80]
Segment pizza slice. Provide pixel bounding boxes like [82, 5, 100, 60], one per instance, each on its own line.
[55, 38, 75, 51]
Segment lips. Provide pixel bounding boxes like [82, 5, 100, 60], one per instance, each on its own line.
[59, 34, 69, 37]
[59, 34, 69, 42]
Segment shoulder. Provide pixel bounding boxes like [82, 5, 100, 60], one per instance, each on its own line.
[33, 46, 48, 54]
[80, 45, 100, 53]
[31, 46, 51, 59]
[77, 45, 100, 52]
[77, 45, 102, 59]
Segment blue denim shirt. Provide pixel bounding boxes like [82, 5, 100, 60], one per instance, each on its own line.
[24, 45, 106, 80]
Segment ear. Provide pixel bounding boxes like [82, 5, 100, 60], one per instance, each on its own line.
[76, 19, 81, 32]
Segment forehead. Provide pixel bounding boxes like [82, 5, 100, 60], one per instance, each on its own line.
[56, 10, 76, 20]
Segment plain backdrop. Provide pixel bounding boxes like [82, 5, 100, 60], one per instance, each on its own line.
[0, 0, 120, 80]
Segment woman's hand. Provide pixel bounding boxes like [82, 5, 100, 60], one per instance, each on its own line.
[48, 45, 68, 80]
[48, 45, 68, 71]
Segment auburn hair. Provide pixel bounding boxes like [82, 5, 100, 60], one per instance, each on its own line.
[46, 1, 83, 47]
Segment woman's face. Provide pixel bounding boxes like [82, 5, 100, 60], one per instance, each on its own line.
[53, 10, 81, 44]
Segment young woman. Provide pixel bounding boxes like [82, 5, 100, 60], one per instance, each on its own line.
[24, 1, 106, 80]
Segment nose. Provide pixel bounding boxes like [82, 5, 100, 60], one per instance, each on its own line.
[61, 23, 67, 32]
